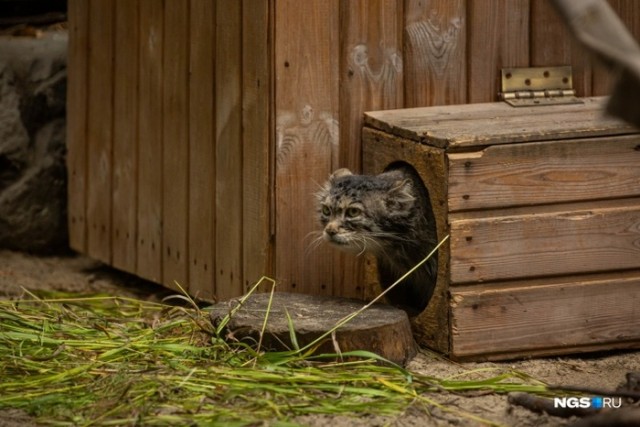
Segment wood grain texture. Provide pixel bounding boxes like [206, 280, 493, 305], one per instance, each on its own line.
[530, 0, 592, 97]
[242, 0, 274, 294]
[467, 0, 530, 103]
[136, 0, 164, 283]
[188, 0, 216, 300]
[363, 97, 636, 149]
[66, 0, 88, 253]
[162, 0, 190, 291]
[404, 0, 466, 106]
[449, 200, 640, 284]
[215, 0, 243, 300]
[112, 0, 139, 272]
[275, 0, 339, 295]
[337, 0, 403, 298]
[363, 127, 450, 353]
[86, 0, 114, 263]
[447, 135, 640, 212]
[450, 274, 640, 359]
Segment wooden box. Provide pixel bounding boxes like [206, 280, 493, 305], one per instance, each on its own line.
[363, 97, 640, 361]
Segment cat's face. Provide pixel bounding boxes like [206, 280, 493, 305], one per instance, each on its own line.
[316, 168, 415, 255]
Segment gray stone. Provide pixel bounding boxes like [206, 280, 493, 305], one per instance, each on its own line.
[0, 31, 68, 253]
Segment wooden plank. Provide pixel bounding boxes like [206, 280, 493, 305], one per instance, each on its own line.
[242, 0, 274, 293]
[530, 0, 592, 97]
[336, 0, 403, 298]
[188, 0, 216, 300]
[162, 0, 189, 291]
[404, 0, 466, 106]
[467, 0, 530, 103]
[449, 200, 640, 284]
[363, 97, 636, 149]
[66, 0, 89, 252]
[136, 0, 163, 283]
[215, 0, 243, 300]
[275, 0, 339, 296]
[86, 0, 114, 263]
[450, 274, 640, 358]
[111, 0, 138, 272]
[447, 135, 640, 212]
[362, 127, 450, 353]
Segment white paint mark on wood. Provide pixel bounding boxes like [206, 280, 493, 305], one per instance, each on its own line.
[276, 105, 339, 167]
[405, 13, 463, 78]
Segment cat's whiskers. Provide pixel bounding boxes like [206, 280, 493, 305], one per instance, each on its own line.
[304, 231, 326, 256]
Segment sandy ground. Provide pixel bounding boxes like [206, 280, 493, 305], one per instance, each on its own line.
[0, 249, 638, 427]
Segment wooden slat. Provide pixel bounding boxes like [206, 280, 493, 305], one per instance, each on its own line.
[335, 0, 403, 298]
[363, 97, 636, 149]
[450, 274, 640, 358]
[136, 0, 164, 283]
[162, 0, 189, 291]
[530, 0, 592, 97]
[66, 0, 89, 252]
[404, 0, 466, 106]
[467, 0, 530, 103]
[242, 0, 274, 293]
[86, 0, 114, 263]
[275, 0, 339, 295]
[112, 0, 139, 272]
[188, 0, 216, 300]
[449, 200, 640, 284]
[447, 135, 640, 212]
[215, 0, 243, 300]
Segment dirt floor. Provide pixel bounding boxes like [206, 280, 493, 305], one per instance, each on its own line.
[1, 249, 638, 427]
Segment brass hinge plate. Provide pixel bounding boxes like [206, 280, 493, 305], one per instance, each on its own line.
[499, 66, 583, 107]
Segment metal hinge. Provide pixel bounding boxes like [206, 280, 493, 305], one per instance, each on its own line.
[499, 66, 583, 107]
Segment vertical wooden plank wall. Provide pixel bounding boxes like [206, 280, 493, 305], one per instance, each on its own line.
[112, 0, 138, 273]
[274, 0, 339, 296]
[137, 0, 163, 283]
[66, 0, 88, 252]
[68, 0, 640, 301]
[188, 0, 216, 300]
[85, 0, 114, 263]
[214, 0, 244, 300]
[242, 0, 274, 293]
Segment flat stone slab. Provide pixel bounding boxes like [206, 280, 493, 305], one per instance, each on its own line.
[209, 292, 417, 366]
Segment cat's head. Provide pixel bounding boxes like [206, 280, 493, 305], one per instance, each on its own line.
[315, 168, 416, 255]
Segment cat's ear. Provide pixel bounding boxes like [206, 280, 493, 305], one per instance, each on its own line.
[387, 179, 415, 208]
[330, 168, 353, 182]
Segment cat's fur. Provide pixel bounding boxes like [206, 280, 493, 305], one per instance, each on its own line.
[316, 164, 438, 316]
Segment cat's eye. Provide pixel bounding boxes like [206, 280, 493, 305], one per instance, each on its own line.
[321, 205, 331, 216]
[345, 207, 361, 218]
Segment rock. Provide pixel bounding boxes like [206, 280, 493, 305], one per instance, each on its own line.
[209, 292, 418, 366]
[0, 31, 68, 253]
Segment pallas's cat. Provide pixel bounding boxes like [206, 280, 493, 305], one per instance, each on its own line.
[316, 164, 438, 315]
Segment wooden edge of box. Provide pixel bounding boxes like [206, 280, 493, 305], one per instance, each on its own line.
[362, 126, 451, 354]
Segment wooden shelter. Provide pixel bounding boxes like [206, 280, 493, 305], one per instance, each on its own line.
[67, 1, 639, 318]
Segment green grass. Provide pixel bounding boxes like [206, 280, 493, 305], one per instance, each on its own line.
[0, 238, 553, 426]
[0, 285, 551, 426]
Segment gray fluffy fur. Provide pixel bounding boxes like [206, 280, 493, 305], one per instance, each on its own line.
[315, 165, 438, 316]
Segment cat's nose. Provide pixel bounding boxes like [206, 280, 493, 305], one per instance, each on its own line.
[325, 223, 339, 236]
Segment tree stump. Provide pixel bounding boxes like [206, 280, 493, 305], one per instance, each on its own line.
[208, 292, 417, 366]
